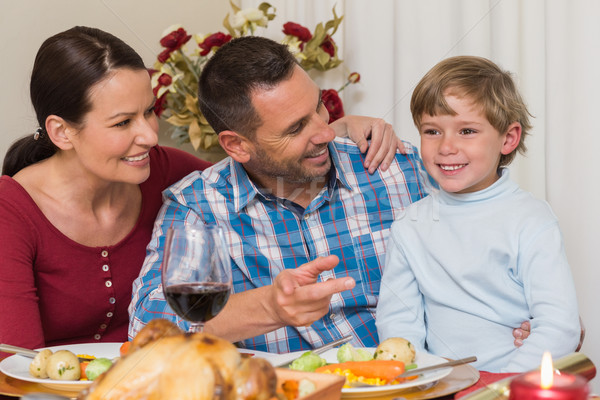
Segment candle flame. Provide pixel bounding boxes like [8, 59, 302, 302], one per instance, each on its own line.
[540, 351, 554, 389]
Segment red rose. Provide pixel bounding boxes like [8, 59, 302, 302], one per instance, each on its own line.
[157, 73, 172, 87]
[157, 48, 173, 63]
[198, 32, 232, 56]
[282, 22, 312, 42]
[321, 89, 344, 122]
[320, 35, 336, 57]
[160, 28, 191, 50]
[154, 93, 168, 118]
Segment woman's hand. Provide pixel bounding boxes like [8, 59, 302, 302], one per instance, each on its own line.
[330, 115, 405, 174]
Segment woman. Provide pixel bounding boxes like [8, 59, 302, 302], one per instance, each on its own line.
[0, 26, 400, 351]
[0, 26, 212, 350]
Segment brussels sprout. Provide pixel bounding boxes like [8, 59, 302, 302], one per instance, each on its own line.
[289, 351, 327, 372]
[336, 343, 373, 363]
[85, 357, 113, 381]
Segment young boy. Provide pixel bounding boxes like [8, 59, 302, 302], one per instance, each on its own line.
[375, 56, 580, 372]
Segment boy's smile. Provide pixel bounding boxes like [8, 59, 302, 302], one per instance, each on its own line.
[439, 163, 467, 172]
[419, 94, 520, 194]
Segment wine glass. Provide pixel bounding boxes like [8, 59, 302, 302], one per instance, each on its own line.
[161, 225, 232, 332]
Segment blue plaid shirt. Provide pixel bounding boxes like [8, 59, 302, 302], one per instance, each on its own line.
[129, 138, 431, 352]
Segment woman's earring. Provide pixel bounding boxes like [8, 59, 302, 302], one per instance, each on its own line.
[33, 127, 43, 141]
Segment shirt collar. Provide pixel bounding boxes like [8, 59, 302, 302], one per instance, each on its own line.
[328, 141, 353, 192]
[437, 167, 518, 205]
[230, 158, 260, 212]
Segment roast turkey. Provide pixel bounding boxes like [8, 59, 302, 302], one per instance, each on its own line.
[79, 319, 277, 400]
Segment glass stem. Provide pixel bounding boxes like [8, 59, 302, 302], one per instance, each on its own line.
[189, 322, 204, 333]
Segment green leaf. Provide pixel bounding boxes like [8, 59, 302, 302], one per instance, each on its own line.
[166, 113, 195, 126]
[223, 14, 237, 37]
[184, 94, 200, 115]
[308, 24, 327, 49]
[229, 0, 241, 14]
[316, 52, 330, 68]
[258, 2, 276, 20]
[324, 7, 343, 36]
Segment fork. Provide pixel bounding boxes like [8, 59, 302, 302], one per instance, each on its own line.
[347, 356, 477, 387]
[0, 343, 96, 362]
[272, 335, 353, 368]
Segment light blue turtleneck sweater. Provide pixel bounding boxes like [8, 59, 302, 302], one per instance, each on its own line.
[376, 168, 580, 372]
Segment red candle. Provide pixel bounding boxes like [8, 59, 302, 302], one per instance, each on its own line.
[509, 371, 589, 400]
[509, 352, 589, 400]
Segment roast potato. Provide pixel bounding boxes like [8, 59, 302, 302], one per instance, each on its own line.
[373, 337, 416, 364]
[46, 350, 81, 381]
[29, 349, 52, 378]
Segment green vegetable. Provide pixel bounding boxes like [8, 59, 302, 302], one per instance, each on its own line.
[289, 351, 327, 372]
[58, 365, 74, 376]
[85, 358, 113, 381]
[336, 343, 373, 363]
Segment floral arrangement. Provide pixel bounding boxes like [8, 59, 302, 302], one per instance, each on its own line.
[151, 1, 360, 151]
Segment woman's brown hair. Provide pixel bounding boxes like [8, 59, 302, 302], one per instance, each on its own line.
[2, 26, 146, 176]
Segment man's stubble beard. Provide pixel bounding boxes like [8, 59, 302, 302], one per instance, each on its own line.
[249, 145, 332, 185]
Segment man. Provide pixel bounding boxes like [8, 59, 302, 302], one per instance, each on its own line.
[129, 37, 530, 352]
[129, 36, 430, 352]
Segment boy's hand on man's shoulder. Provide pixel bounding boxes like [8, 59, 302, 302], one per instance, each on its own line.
[331, 115, 405, 173]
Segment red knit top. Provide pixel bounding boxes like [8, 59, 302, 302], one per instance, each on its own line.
[0, 146, 211, 351]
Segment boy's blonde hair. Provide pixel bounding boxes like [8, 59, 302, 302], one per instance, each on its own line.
[410, 56, 532, 167]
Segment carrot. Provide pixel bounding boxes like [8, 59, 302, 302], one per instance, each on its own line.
[280, 379, 299, 400]
[315, 360, 405, 382]
[119, 341, 131, 357]
[80, 361, 90, 380]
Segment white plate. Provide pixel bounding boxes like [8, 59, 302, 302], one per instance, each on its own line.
[273, 347, 453, 398]
[238, 348, 277, 359]
[0, 342, 121, 391]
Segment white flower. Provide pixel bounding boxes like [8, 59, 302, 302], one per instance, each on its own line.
[281, 36, 303, 56]
[242, 8, 268, 25]
[229, 12, 246, 30]
[230, 8, 267, 30]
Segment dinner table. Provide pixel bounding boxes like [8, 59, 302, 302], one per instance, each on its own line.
[0, 354, 597, 400]
[0, 355, 483, 399]
[0, 359, 527, 400]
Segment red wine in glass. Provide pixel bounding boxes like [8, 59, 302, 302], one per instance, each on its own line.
[161, 225, 232, 332]
[164, 282, 231, 323]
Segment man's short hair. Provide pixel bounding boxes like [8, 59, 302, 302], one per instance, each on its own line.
[198, 36, 299, 137]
